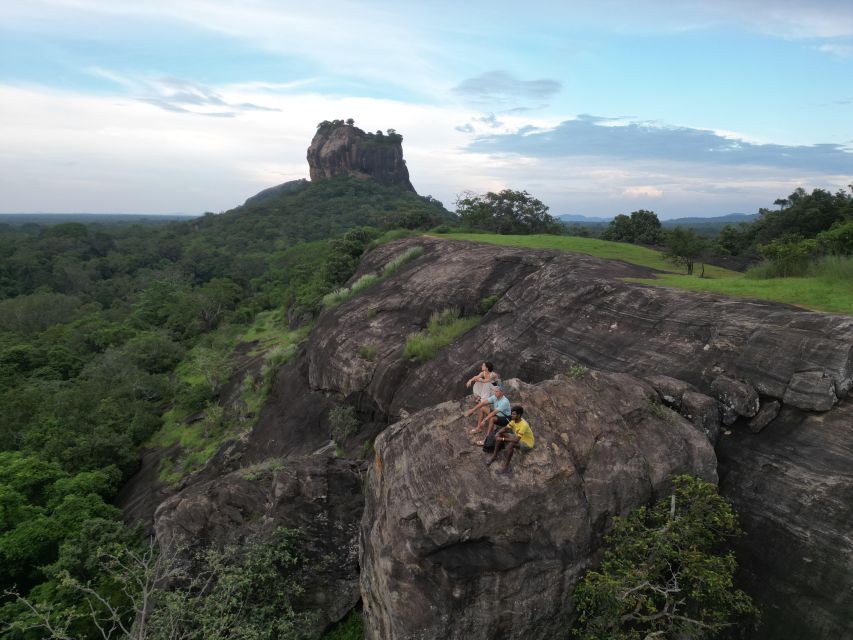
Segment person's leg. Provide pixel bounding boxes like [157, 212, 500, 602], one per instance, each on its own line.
[500, 434, 521, 471]
[487, 427, 510, 465]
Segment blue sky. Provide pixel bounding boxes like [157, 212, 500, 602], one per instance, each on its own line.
[1, 1, 851, 218]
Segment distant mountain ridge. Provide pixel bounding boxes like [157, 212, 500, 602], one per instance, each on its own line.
[0, 213, 197, 225]
[558, 212, 758, 224]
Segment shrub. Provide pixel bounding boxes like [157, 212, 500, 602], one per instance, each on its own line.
[403, 307, 481, 361]
[754, 235, 816, 278]
[816, 220, 853, 255]
[358, 344, 377, 361]
[329, 404, 359, 446]
[572, 475, 758, 640]
[567, 364, 587, 379]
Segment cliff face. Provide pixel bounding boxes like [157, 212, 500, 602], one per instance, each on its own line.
[306, 122, 415, 191]
[361, 375, 716, 640]
[147, 237, 853, 640]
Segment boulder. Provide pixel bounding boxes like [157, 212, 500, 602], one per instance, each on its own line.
[154, 457, 365, 635]
[748, 400, 780, 433]
[717, 398, 853, 640]
[360, 374, 717, 640]
[711, 375, 760, 425]
[680, 390, 722, 444]
[783, 371, 838, 411]
[645, 374, 698, 409]
[307, 122, 415, 191]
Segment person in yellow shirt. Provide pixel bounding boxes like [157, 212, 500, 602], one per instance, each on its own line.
[486, 406, 534, 474]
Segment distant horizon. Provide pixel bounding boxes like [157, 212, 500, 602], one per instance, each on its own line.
[2, 1, 851, 217]
[0, 206, 759, 223]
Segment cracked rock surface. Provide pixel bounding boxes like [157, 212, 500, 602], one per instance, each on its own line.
[360, 374, 716, 640]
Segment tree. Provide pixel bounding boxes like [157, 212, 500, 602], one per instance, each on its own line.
[455, 189, 562, 235]
[573, 475, 758, 640]
[600, 210, 664, 245]
[665, 227, 706, 275]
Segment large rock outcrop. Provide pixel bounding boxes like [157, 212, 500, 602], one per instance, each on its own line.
[360, 375, 717, 640]
[308, 237, 853, 418]
[303, 236, 853, 638]
[307, 122, 415, 191]
[136, 236, 852, 639]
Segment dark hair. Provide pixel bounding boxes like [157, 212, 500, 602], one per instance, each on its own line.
[512, 405, 524, 416]
[484, 361, 494, 372]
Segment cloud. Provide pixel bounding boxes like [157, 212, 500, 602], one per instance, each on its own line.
[623, 186, 664, 198]
[452, 71, 561, 105]
[466, 116, 853, 173]
[817, 43, 853, 57]
[88, 69, 281, 117]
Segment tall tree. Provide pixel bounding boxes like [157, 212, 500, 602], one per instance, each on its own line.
[455, 189, 563, 235]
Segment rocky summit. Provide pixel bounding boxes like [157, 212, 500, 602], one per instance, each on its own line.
[129, 236, 853, 640]
[307, 121, 415, 191]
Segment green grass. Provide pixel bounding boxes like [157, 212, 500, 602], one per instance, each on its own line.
[438, 232, 738, 279]
[438, 233, 852, 314]
[382, 246, 424, 277]
[149, 313, 313, 486]
[404, 307, 481, 361]
[358, 344, 377, 361]
[323, 246, 426, 308]
[629, 272, 853, 314]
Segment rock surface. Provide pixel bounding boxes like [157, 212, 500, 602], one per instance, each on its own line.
[748, 400, 780, 433]
[307, 122, 415, 191]
[360, 375, 717, 640]
[681, 390, 722, 443]
[711, 375, 760, 425]
[717, 398, 853, 640]
[154, 457, 365, 636]
[305, 237, 853, 638]
[130, 236, 853, 639]
[783, 370, 838, 411]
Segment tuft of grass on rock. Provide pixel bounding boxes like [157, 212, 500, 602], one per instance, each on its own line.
[404, 307, 481, 361]
[358, 344, 377, 361]
[382, 246, 424, 278]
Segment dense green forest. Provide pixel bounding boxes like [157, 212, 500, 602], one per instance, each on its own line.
[0, 176, 451, 638]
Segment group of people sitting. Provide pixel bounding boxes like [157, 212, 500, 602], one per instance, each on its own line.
[463, 362, 535, 475]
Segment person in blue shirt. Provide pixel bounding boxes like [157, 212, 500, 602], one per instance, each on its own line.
[464, 384, 511, 445]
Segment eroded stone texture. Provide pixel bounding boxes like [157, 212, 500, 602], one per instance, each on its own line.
[711, 375, 760, 425]
[360, 375, 717, 640]
[717, 398, 853, 640]
[307, 123, 415, 191]
[645, 374, 698, 409]
[783, 371, 838, 411]
[748, 400, 781, 433]
[154, 457, 365, 635]
[308, 238, 853, 417]
[681, 390, 722, 444]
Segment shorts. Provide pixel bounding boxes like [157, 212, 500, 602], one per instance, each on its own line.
[494, 415, 510, 427]
[520, 443, 533, 452]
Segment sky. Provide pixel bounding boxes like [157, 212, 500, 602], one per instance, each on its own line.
[1, 1, 852, 219]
